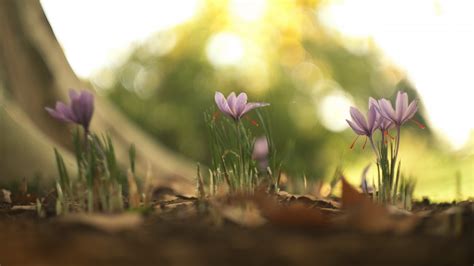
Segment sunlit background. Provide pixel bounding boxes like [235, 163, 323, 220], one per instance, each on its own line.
[40, 0, 473, 201]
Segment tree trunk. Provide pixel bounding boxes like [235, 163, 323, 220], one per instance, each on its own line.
[0, 0, 195, 185]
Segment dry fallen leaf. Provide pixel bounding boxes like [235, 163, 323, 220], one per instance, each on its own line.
[213, 201, 267, 227]
[339, 177, 419, 234]
[264, 203, 329, 228]
[1, 188, 12, 204]
[256, 193, 329, 228]
[59, 213, 143, 233]
[276, 190, 294, 198]
[294, 195, 341, 209]
[152, 186, 179, 202]
[10, 205, 36, 211]
[11, 191, 37, 205]
[152, 175, 196, 199]
[341, 177, 368, 209]
[156, 198, 196, 211]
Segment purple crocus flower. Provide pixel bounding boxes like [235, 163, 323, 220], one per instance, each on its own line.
[369, 97, 393, 133]
[346, 105, 380, 155]
[214, 91, 269, 121]
[377, 91, 418, 127]
[346, 105, 380, 138]
[252, 136, 269, 171]
[46, 89, 94, 132]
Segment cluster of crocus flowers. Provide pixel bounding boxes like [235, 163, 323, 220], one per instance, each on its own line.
[347, 91, 424, 202]
[346, 91, 422, 156]
[46, 89, 94, 133]
[215, 92, 269, 121]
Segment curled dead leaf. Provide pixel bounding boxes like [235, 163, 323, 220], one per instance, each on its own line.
[264, 203, 329, 228]
[340, 177, 419, 234]
[294, 195, 340, 209]
[256, 193, 329, 228]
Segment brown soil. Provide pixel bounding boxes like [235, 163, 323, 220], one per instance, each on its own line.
[1, 199, 472, 266]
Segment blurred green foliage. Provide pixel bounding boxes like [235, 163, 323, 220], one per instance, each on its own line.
[100, 0, 424, 179]
[94, 1, 474, 202]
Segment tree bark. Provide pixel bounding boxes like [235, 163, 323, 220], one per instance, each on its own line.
[0, 0, 195, 184]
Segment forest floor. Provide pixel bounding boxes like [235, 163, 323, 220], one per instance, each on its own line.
[0, 182, 473, 266]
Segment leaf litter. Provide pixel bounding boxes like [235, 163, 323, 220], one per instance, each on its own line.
[1, 177, 472, 266]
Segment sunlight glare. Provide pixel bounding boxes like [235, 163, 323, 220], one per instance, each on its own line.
[206, 32, 245, 67]
[229, 0, 267, 22]
[318, 90, 354, 132]
[320, 0, 474, 149]
[41, 0, 200, 78]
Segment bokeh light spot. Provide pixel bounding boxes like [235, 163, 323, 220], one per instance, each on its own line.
[206, 32, 245, 67]
[229, 0, 267, 22]
[318, 90, 354, 132]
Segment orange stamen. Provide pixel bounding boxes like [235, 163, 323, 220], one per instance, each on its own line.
[412, 119, 426, 129]
[384, 130, 395, 140]
[245, 116, 259, 127]
[350, 135, 360, 149]
[362, 136, 368, 149]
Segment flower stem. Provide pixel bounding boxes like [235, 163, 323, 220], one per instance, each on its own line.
[369, 136, 379, 161]
[235, 121, 245, 190]
[390, 126, 401, 201]
[381, 130, 385, 147]
[393, 126, 401, 164]
[84, 128, 91, 152]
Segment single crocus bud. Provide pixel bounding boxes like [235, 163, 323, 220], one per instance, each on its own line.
[252, 136, 269, 171]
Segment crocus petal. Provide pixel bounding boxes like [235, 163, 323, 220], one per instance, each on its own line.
[240, 102, 270, 118]
[82, 91, 94, 122]
[235, 92, 248, 117]
[69, 89, 80, 101]
[402, 100, 418, 122]
[349, 107, 368, 132]
[380, 118, 394, 131]
[226, 92, 237, 115]
[45, 107, 68, 123]
[55, 102, 76, 122]
[78, 91, 94, 129]
[346, 119, 366, 135]
[378, 99, 397, 122]
[368, 97, 379, 110]
[71, 95, 85, 124]
[367, 105, 379, 133]
[215, 92, 233, 117]
[387, 120, 394, 129]
[395, 91, 408, 122]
